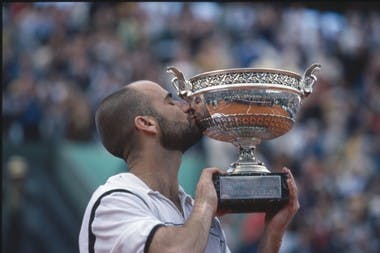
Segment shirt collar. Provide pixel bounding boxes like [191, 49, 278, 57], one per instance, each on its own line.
[113, 172, 194, 204]
[106, 172, 153, 195]
[178, 185, 194, 205]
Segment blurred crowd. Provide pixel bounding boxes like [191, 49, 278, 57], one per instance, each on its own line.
[2, 2, 380, 253]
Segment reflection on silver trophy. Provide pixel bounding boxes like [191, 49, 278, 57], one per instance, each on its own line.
[168, 63, 321, 213]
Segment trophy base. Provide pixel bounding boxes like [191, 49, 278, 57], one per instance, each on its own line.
[213, 172, 289, 213]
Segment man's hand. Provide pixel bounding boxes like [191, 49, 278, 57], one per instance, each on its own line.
[193, 167, 226, 217]
[259, 167, 300, 253]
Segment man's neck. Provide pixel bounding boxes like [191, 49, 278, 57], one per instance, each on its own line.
[127, 149, 183, 207]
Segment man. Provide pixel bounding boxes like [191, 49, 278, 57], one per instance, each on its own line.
[79, 80, 299, 253]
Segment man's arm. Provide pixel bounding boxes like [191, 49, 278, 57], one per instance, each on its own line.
[258, 167, 300, 253]
[148, 167, 223, 253]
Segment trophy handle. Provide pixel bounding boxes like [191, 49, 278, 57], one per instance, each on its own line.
[300, 63, 321, 97]
[167, 66, 193, 101]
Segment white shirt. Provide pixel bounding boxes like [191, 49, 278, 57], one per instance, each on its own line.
[79, 172, 230, 253]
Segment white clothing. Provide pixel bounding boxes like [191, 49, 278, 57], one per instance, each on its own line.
[79, 172, 230, 253]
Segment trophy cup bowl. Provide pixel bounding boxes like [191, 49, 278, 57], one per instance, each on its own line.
[167, 63, 321, 213]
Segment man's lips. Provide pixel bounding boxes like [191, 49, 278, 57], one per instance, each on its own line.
[188, 112, 202, 121]
[187, 114, 197, 122]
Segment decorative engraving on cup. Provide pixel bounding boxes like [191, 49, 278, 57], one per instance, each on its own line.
[191, 71, 301, 92]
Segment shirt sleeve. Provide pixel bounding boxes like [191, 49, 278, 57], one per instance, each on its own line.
[90, 191, 164, 253]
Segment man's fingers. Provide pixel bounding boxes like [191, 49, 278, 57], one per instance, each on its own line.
[282, 167, 300, 212]
[200, 167, 226, 179]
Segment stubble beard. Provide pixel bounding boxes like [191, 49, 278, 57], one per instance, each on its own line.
[157, 115, 203, 153]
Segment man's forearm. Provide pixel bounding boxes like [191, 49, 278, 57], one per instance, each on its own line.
[148, 201, 214, 253]
[258, 167, 299, 253]
[258, 229, 284, 253]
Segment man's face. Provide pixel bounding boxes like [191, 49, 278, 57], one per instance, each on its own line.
[156, 108, 202, 153]
[155, 94, 202, 153]
[142, 83, 203, 152]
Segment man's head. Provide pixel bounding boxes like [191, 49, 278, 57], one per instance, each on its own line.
[95, 81, 202, 159]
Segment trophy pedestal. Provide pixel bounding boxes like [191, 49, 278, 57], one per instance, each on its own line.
[213, 172, 289, 213]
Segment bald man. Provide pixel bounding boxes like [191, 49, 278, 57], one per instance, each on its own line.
[79, 81, 299, 253]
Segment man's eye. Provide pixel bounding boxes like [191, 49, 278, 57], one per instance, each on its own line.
[168, 99, 176, 105]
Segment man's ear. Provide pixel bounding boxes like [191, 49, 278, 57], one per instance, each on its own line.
[134, 116, 158, 135]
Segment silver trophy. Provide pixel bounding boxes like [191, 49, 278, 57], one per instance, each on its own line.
[167, 63, 321, 213]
